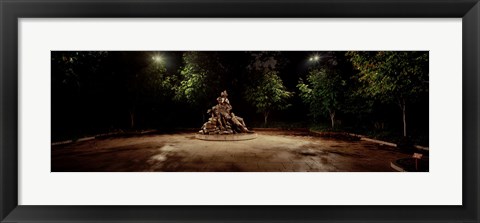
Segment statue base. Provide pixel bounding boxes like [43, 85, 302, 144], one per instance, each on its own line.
[195, 133, 257, 141]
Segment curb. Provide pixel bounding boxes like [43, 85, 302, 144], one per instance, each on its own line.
[309, 130, 354, 137]
[390, 161, 407, 172]
[310, 130, 429, 151]
[349, 133, 429, 151]
[51, 129, 156, 146]
[140, 130, 157, 134]
[390, 158, 429, 172]
[77, 136, 95, 142]
[358, 136, 397, 147]
[345, 133, 397, 147]
[51, 140, 73, 146]
[414, 145, 429, 151]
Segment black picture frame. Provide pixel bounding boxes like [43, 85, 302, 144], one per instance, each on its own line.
[1, 0, 478, 222]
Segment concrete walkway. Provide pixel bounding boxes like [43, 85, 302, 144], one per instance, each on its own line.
[52, 130, 414, 172]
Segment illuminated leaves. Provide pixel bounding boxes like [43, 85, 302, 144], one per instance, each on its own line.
[174, 52, 226, 107]
[297, 68, 343, 126]
[347, 51, 428, 103]
[245, 53, 293, 125]
[347, 51, 429, 136]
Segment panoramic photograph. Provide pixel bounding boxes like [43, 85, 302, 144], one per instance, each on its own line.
[51, 51, 429, 172]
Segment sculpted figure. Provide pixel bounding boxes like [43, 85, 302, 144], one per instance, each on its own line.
[199, 90, 254, 134]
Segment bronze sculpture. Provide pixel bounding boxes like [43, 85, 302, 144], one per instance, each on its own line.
[199, 90, 254, 134]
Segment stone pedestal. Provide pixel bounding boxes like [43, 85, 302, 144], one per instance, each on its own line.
[195, 133, 257, 141]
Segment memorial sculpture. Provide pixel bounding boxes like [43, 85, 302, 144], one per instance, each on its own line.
[198, 90, 255, 135]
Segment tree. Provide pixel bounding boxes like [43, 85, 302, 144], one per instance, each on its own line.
[347, 51, 429, 137]
[126, 53, 170, 128]
[174, 52, 227, 121]
[297, 68, 344, 128]
[297, 52, 358, 129]
[142, 55, 172, 99]
[245, 52, 293, 126]
[120, 52, 174, 128]
[51, 52, 109, 138]
[51, 51, 108, 91]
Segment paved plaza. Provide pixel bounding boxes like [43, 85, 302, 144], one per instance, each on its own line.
[52, 130, 413, 172]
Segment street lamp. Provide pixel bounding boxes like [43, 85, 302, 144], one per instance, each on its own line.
[309, 55, 320, 62]
[152, 55, 163, 63]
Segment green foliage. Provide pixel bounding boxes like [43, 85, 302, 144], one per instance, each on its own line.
[297, 52, 356, 128]
[347, 51, 428, 104]
[174, 52, 225, 107]
[347, 51, 429, 136]
[136, 59, 173, 100]
[245, 70, 293, 112]
[297, 68, 344, 124]
[51, 51, 108, 89]
[245, 52, 293, 125]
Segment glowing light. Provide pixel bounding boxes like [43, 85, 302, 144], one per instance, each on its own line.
[308, 55, 320, 63]
[152, 55, 163, 63]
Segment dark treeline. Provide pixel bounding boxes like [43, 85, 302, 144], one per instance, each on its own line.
[51, 51, 429, 145]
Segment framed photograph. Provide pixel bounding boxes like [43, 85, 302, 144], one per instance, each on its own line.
[1, 0, 479, 222]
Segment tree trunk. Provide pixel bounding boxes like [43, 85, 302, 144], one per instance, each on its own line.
[329, 110, 336, 129]
[402, 100, 407, 137]
[264, 111, 269, 127]
[129, 111, 135, 129]
[397, 98, 407, 137]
